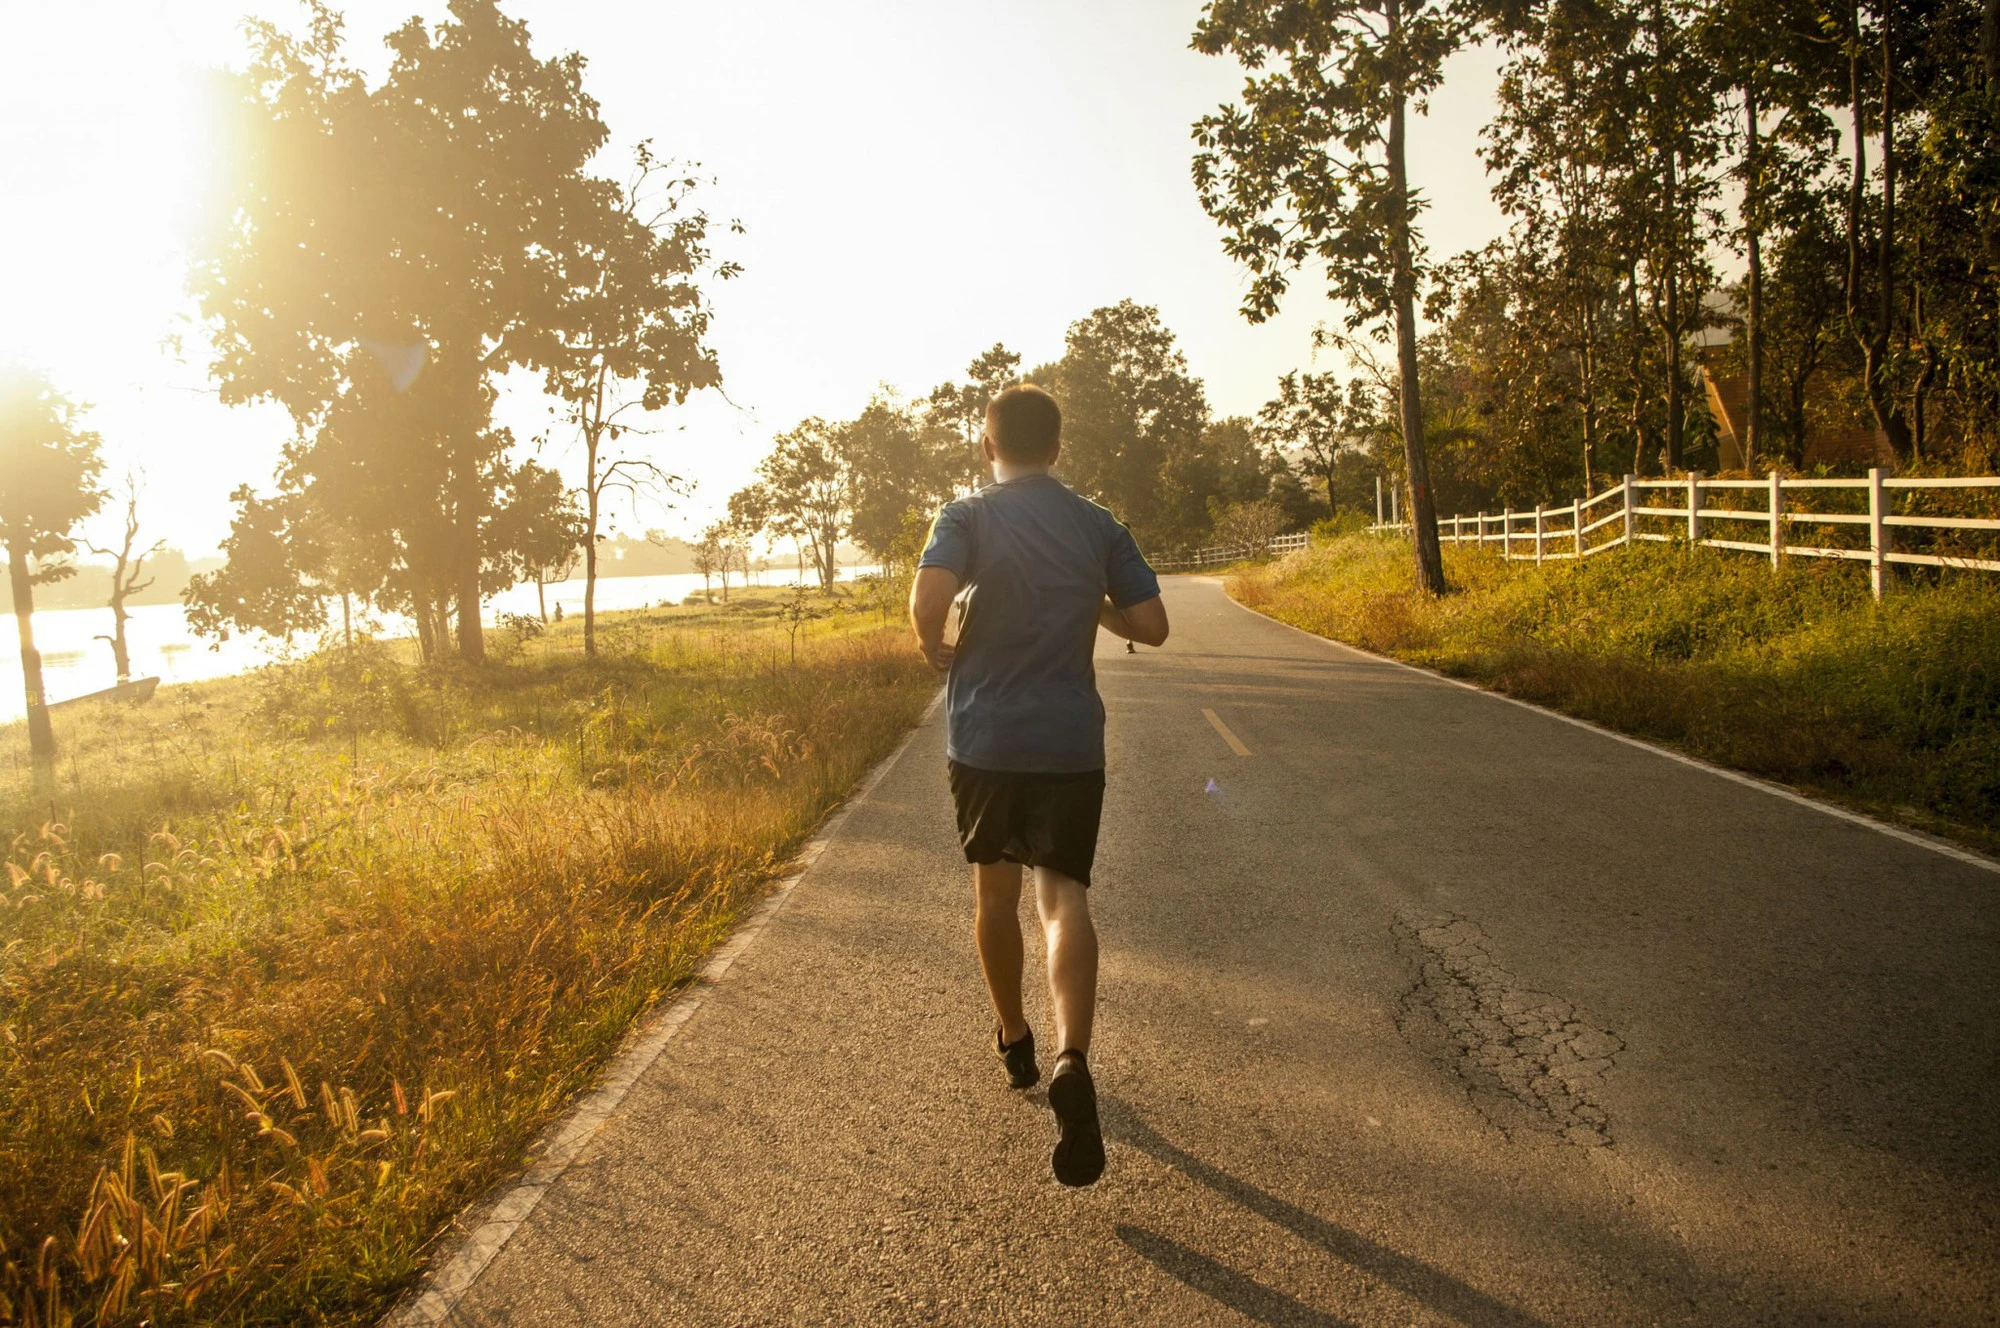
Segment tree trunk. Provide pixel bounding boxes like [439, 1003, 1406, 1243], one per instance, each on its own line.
[1987, 0, 2000, 88]
[815, 525, 838, 592]
[1663, 156, 1684, 472]
[415, 594, 436, 663]
[1845, 25, 1867, 323]
[536, 577, 547, 624]
[582, 370, 605, 660]
[1744, 81, 1765, 467]
[1652, 0, 1683, 474]
[9, 541, 55, 762]
[1911, 268, 1938, 459]
[455, 461, 485, 665]
[1988, 0, 2000, 266]
[1626, 264, 1654, 475]
[1865, 12, 1913, 460]
[1385, 0, 1447, 596]
[109, 597, 131, 683]
[1842, 13, 1912, 461]
[1580, 300, 1599, 492]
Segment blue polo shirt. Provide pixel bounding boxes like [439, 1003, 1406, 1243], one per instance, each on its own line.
[918, 472, 1160, 774]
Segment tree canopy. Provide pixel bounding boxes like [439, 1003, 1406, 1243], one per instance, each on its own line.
[186, 0, 730, 659]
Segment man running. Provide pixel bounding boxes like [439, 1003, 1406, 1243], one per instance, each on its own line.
[908, 384, 1169, 1187]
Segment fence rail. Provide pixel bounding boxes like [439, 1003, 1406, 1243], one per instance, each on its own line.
[1155, 531, 1310, 572]
[1371, 469, 2000, 599]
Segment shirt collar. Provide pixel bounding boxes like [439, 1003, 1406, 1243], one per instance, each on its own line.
[990, 460, 1052, 484]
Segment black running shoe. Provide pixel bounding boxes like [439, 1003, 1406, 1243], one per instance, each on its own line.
[1048, 1052, 1105, 1187]
[997, 1027, 1038, 1089]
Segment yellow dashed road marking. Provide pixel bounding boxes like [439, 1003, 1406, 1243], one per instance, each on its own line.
[1202, 708, 1251, 757]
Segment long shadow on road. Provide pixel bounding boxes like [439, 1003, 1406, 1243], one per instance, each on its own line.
[1106, 1099, 1554, 1328]
[1114, 1225, 1360, 1328]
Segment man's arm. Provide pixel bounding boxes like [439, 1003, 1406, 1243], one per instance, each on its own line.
[909, 565, 962, 672]
[1098, 594, 1169, 648]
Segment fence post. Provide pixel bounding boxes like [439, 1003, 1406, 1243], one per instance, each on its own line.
[1534, 504, 1545, 564]
[1477, 512, 1486, 549]
[1391, 485, 1400, 526]
[1768, 470, 1783, 570]
[1868, 465, 1887, 600]
[1687, 471, 1702, 544]
[1375, 476, 1384, 528]
[1622, 474, 1635, 545]
[1502, 507, 1512, 561]
[1573, 498, 1584, 557]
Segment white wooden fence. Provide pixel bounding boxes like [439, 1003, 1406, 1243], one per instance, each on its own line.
[1155, 530, 1311, 572]
[1370, 468, 2000, 599]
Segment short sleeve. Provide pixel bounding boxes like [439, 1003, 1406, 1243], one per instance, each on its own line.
[918, 502, 972, 580]
[1105, 521, 1160, 609]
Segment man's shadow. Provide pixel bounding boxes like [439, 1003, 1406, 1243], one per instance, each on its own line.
[1104, 1099, 1552, 1328]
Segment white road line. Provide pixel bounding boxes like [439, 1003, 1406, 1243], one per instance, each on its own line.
[1202, 707, 1252, 757]
[1213, 587, 2000, 878]
[385, 688, 947, 1326]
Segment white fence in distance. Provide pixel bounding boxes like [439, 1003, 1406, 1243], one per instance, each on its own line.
[1371, 468, 2000, 599]
[1155, 531, 1311, 571]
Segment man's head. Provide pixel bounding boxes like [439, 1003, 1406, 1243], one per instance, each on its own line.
[983, 384, 1062, 468]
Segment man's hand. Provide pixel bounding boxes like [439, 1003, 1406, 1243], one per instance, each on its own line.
[909, 565, 961, 673]
[1098, 594, 1169, 648]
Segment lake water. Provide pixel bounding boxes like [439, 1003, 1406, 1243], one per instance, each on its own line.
[0, 565, 877, 724]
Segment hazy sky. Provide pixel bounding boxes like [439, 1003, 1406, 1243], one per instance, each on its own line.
[1, 0, 1507, 556]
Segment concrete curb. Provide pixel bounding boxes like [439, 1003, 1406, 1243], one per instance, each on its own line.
[1207, 579, 2000, 878]
[384, 688, 945, 1326]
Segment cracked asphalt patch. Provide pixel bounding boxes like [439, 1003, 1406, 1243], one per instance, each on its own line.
[1396, 914, 1624, 1148]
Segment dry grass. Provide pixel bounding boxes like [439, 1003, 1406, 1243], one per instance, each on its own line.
[1229, 536, 2000, 855]
[0, 588, 935, 1326]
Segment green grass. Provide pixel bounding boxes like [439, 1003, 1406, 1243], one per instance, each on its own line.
[0, 586, 934, 1327]
[1228, 535, 2000, 855]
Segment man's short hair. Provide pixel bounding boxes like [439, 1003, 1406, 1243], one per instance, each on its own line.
[985, 384, 1062, 464]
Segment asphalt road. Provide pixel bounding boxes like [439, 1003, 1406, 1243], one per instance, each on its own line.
[435, 575, 1999, 1327]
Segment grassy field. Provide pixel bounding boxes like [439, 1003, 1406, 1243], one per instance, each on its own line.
[1229, 535, 2000, 855]
[0, 586, 935, 1327]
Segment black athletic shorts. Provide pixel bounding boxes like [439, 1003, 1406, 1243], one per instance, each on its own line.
[947, 761, 1106, 887]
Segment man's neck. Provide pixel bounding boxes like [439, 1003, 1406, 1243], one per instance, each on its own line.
[991, 460, 1050, 484]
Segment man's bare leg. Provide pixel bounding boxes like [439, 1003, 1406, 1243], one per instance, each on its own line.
[973, 861, 1029, 1044]
[1034, 868, 1097, 1055]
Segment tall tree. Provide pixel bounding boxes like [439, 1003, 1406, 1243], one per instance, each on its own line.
[1627, 0, 1726, 473]
[1193, 0, 1466, 593]
[536, 143, 735, 659]
[191, 0, 616, 662]
[1039, 300, 1208, 550]
[843, 396, 956, 562]
[1698, 0, 1838, 467]
[1477, 0, 1641, 487]
[1836, 0, 1917, 460]
[925, 343, 1024, 494]
[1258, 371, 1349, 515]
[0, 369, 104, 762]
[183, 487, 337, 645]
[488, 460, 583, 623]
[744, 419, 853, 592]
[83, 473, 163, 684]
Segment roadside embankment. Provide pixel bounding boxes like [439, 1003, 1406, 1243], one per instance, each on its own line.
[0, 590, 933, 1327]
[1228, 535, 2000, 855]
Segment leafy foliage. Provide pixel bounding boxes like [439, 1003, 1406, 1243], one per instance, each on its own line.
[187, 1, 728, 664]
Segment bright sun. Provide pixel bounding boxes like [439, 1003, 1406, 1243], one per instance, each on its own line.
[0, 6, 224, 372]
